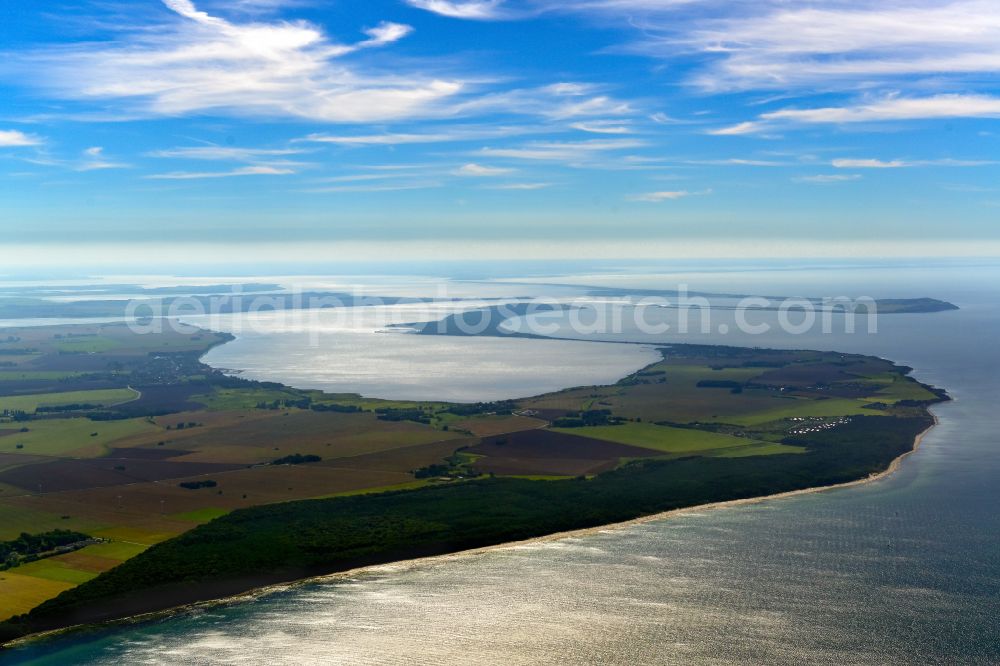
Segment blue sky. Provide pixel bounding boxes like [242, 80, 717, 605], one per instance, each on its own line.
[2, 0, 1000, 264]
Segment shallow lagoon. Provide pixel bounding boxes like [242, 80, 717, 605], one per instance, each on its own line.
[185, 303, 660, 402]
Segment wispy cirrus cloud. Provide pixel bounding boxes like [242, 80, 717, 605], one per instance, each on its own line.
[302, 132, 461, 146]
[0, 130, 44, 147]
[407, 0, 1000, 94]
[832, 158, 909, 169]
[454, 82, 634, 120]
[77, 146, 129, 171]
[8, 2, 642, 129]
[453, 163, 514, 176]
[358, 21, 414, 47]
[404, 0, 509, 20]
[794, 174, 862, 183]
[298, 124, 547, 147]
[10, 144, 128, 171]
[627, 188, 710, 202]
[707, 122, 766, 137]
[483, 181, 551, 190]
[710, 94, 1000, 135]
[478, 138, 645, 162]
[305, 181, 442, 193]
[831, 157, 995, 169]
[684, 158, 789, 167]
[149, 146, 308, 161]
[404, 0, 695, 22]
[681, 1, 1000, 92]
[314, 173, 398, 183]
[570, 120, 632, 134]
[146, 165, 295, 179]
[7, 0, 462, 123]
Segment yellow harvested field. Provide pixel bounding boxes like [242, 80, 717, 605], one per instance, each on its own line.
[0, 571, 75, 621]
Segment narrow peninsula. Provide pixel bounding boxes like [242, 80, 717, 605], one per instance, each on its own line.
[0, 321, 947, 645]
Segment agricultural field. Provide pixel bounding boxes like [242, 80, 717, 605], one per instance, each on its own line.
[0, 418, 156, 458]
[520, 346, 940, 430]
[0, 388, 138, 414]
[0, 537, 149, 620]
[0, 323, 946, 628]
[450, 414, 547, 437]
[554, 422, 776, 455]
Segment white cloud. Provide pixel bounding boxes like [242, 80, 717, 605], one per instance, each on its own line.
[478, 138, 645, 161]
[404, 0, 694, 22]
[649, 112, 682, 125]
[546, 96, 632, 119]
[403, 0, 508, 20]
[686, 158, 788, 167]
[794, 174, 862, 183]
[316, 173, 403, 183]
[480, 1, 1000, 100]
[299, 125, 543, 146]
[10, 1, 462, 123]
[570, 120, 632, 134]
[454, 163, 514, 176]
[7, 144, 128, 171]
[706, 121, 763, 136]
[0, 130, 43, 147]
[359, 22, 414, 47]
[711, 94, 1000, 135]
[627, 188, 709, 202]
[77, 146, 129, 171]
[767, 95, 1000, 124]
[453, 83, 634, 120]
[607, 1, 1000, 92]
[484, 182, 551, 189]
[302, 132, 462, 146]
[831, 157, 993, 168]
[832, 158, 909, 169]
[149, 146, 307, 160]
[146, 165, 295, 179]
[306, 181, 442, 193]
[9, 5, 642, 129]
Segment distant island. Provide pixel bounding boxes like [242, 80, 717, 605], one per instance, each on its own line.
[0, 281, 958, 320]
[866, 298, 960, 313]
[0, 318, 947, 645]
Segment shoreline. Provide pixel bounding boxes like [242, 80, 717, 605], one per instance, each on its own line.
[4, 412, 940, 650]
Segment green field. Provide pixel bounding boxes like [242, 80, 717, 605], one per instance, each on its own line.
[53, 338, 122, 354]
[0, 371, 90, 382]
[0, 540, 147, 621]
[873, 377, 941, 403]
[12, 558, 99, 585]
[723, 397, 887, 426]
[0, 417, 158, 457]
[192, 387, 310, 411]
[711, 442, 806, 457]
[0, 572, 75, 621]
[0, 503, 107, 541]
[554, 422, 768, 454]
[87, 526, 178, 546]
[313, 393, 449, 412]
[0, 388, 139, 414]
[169, 507, 231, 523]
[315, 479, 434, 499]
[78, 541, 149, 561]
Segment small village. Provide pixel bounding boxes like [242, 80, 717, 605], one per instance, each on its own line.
[786, 416, 853, 436]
